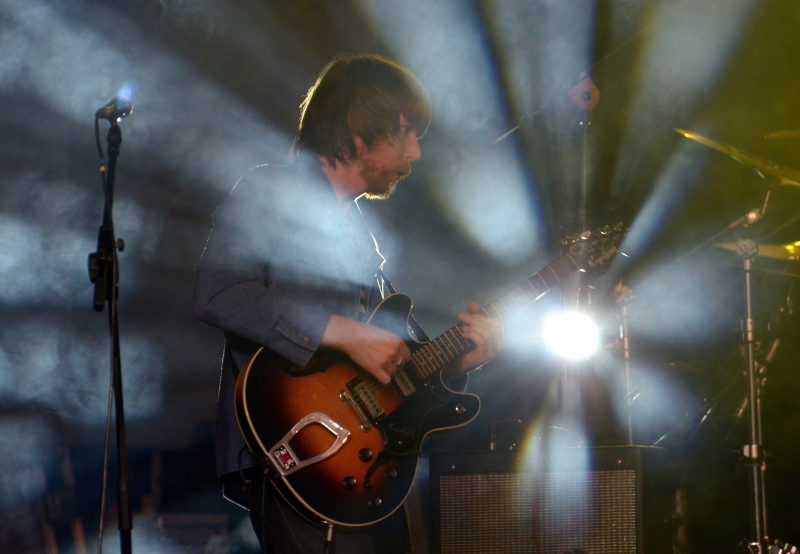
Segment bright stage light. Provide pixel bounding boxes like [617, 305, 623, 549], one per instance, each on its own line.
[543, 312, 598, 360]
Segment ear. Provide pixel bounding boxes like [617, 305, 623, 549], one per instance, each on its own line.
[352, 135, 367, 157]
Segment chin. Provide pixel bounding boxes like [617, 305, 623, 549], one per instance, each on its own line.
[364, 181, 398, 201]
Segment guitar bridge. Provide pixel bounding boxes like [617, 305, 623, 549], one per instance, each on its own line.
[339, 389, 371, 432]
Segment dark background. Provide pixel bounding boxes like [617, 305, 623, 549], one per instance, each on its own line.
[1, 0, 799, 552]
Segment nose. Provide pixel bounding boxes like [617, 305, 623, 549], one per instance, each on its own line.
[404, 131, 421, 162]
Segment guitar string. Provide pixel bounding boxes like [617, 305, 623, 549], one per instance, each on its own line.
[319, 266, 534, 422]
[315, 248, 601, 426]
[320, 254, 579, 421]
[319, 329, 466, 423]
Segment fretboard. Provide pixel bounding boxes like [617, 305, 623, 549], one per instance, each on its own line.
[408, 252, 581, 380]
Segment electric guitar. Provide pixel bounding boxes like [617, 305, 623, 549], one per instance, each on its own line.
[234, 224, 625, 528]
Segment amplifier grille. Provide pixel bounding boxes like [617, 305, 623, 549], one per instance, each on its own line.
[439, 470, 637, 554]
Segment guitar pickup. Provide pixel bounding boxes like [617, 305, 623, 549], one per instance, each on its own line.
[347, 377, 384, 420]
[392, 367, 416, 397]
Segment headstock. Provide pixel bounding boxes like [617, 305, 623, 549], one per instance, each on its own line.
[561, 222, 626, 275]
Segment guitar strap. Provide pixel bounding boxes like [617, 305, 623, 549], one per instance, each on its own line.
[377, 268, 431, 342]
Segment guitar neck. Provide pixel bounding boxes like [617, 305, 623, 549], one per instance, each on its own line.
[408, 253, 582, 379]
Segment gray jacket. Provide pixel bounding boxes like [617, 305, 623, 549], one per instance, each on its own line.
[193, 158, 386, 477]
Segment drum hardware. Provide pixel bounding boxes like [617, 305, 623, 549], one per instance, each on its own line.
[750, 267, 800, 280]
[730, 233, 771, 549]
[769, 539, 799, 553]
[764, 129, 800, 140]
[714, 241, 800, 261]
[674, 128, 800, 187]
[650, 124, 791, 546]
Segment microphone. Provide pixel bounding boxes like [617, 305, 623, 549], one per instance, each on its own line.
[96, 96, 133, 121]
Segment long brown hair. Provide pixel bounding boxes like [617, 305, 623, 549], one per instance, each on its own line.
[293, 54, 431, 165]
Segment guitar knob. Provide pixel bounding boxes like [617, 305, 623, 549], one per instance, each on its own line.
[383, 468, 398, 480]
[358, 448, 373, 462]
[369, 495, 383, 507]
[343, 476, 357, 491]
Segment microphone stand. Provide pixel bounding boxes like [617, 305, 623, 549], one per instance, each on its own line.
[88, 119, 133, 554]
[614, 279, 635, 445]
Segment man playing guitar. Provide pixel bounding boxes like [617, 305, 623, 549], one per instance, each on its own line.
[193, 54, 503, 553]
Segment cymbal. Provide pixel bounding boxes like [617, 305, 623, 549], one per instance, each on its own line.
[765, 129, 800, 139]
[674, 128, 800, 187]
[714, 241, 800, 261]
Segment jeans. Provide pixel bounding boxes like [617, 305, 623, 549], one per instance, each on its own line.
[221, 469, 411, 554]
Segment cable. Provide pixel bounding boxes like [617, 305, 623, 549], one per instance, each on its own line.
[96, 374, 114, 554]
[261, 476, 268, 554]
[276, 499, 307, 554]
[95, 117, 106, 190]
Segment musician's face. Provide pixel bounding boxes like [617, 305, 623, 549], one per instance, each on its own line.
[356, 114, 421, 200]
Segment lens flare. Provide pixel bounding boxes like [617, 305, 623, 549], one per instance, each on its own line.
[543, 312, 598, 360]
[117, 81, 135, 101]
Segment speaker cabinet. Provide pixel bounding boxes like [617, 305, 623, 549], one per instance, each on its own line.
[430, 446, 674, 554]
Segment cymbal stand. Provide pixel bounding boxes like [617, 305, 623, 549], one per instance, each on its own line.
[738, 237, 768, 553]
[728, 189, 771, 552]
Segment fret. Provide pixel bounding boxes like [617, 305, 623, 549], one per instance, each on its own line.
[539, 266, 560, 290]
[531, 272, 549, 296]
[420, 346, 439, 372]
[408, 359, 424, 379]
[428, 341, 449, 366]
[411, 356, 430, 379]
[441, 332, 460, 358]
[551, 258, 570, 278]
[487, 300, 503, 319]
[518, 279, 541, 301]
[427, 342, 445, 366]
[463, 256, 579, 329]
[563, 254, 581, 273]
[486, 299, 508, 320]
[420, 358, 435, 379]
[506, 288, 526, 308]
[485, 302, 502, 319]
[412, 350, 433, 378]
[403, 244, 606, 381]
[500, 294, 520, 313]
[445, 327, 466, 350]
[434, 341, 451, 364]
[422, 356, 435, 379]
[391, 227, 624, 388]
